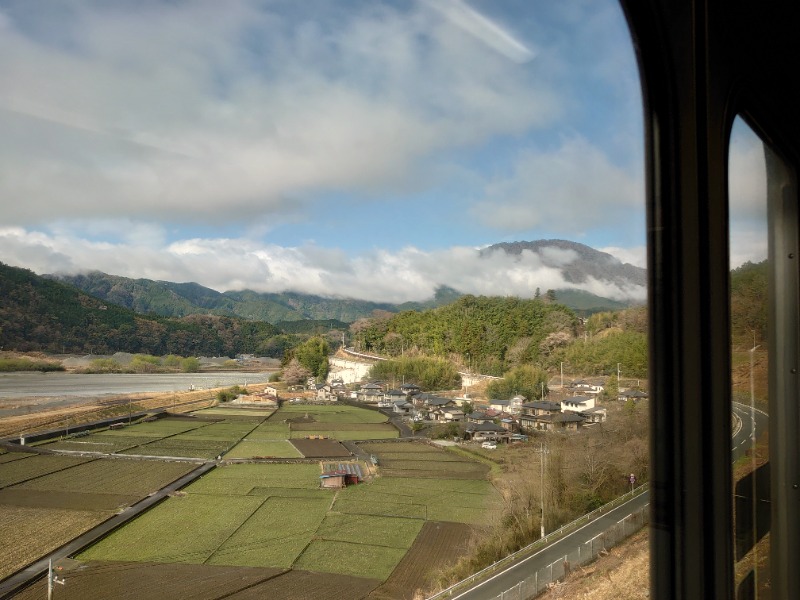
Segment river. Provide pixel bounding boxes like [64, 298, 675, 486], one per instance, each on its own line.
[0, 371, 277, 417]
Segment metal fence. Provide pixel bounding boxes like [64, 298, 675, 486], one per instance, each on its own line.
[483, 504, 649, 600]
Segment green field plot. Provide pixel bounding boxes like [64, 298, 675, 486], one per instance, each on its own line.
[101, 420, 204, 437]
[79, 494, 264, 564]
[316, 513, 423, 548]
[247, 487, 327, 499]
[379, 459, 487, 474]
[207, 496, 330, 568]
[185, 463, 322, 495]
[224, 440, 301, 459]
[246, 422, 290, 440]
[375, 451, 468, 462]
[331, 497, 427, 519]
[335, 477, 500, 525]
[192, 407, 274, 417]
[175, 422, 257, 441]
[13, 458, 195, 496]
[289, 429, 397, 441]
[119, 440, 229, 459]
[0, 452, 31, 464]
[0, 454, 93, 488]
[277, 405, 388, 424]
[294, 539, 407, 580]
[360, 441, 441, 455]
[39, 434, 158, 454]
[291, 422, 396, 431]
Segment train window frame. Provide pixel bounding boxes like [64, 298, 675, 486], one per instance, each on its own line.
[619, 1, 800, 598]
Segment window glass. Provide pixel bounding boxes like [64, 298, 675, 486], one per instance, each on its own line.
[729, 116, 770, 599]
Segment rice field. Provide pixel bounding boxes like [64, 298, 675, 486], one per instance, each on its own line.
[12, 457, 196, 496]
[277, 404, 389, 424]
[223, 440, 302, 459]
[1, 404, 497, 595]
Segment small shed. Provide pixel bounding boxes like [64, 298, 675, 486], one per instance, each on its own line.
[319, 472, 347, 489]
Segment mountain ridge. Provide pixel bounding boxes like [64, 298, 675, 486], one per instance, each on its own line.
[42, 239, 644, 323]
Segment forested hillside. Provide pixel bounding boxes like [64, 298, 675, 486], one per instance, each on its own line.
[730, 260, 767, 347]
[0, 263, 281, 356]
[48, 271, 457, 323]
[350, 295, 579, 376]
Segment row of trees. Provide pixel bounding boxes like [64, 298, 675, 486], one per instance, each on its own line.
[368, 356, 461, 390]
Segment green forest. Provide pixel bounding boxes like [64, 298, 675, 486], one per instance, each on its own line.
[0, 262, 281, 357]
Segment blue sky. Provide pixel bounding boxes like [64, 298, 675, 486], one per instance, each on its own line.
[0, 1, 766, 303]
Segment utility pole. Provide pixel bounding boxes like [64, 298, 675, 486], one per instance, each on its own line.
[540, 443, 546, 538]
[749, 339, 761, 589]
[560, 362, 564, 389]
[47, 559, 66, 600]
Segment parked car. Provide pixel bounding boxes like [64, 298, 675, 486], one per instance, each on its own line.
[481, 441, 497, 450]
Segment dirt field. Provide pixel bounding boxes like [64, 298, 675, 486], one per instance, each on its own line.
[0, 505, 110, 581]
[11, 561, 287, 600]
[290, 437, 352, 458]
[369, 521, 475, 600]
[12, 562, 383, 600]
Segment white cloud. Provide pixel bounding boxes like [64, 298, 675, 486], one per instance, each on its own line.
[600, 245, 646, 268]
[0, 0, 557, 227]
[470, 136, 643, 234]
[0, 226, 646, 303]
[728, 118, 768, 266]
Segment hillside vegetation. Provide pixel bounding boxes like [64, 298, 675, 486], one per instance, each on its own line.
[0, 262, 280, 357]
[48, 271, 458, 323]
[350, 295, 579, 376]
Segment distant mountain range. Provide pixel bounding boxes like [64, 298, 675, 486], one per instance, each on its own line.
[43, 239, 644, 323]
[483, 239, 646, 288]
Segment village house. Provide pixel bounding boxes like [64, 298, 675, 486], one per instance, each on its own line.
[432, 407, 464, 422]
[488, 399, 511, 413]
[581, 406, 607, 424]
[518, 400, 563, 431]
[508, 395, 526, 414]
[466, 411, 495, 425]
[552, 412, 586, 431]
[357, 382, 384, 403]
[384, 389, 408, 403]
[400, 383, 421, 396]
[561, 395, 596, 413]
[464, 421, 507, 441]
[235, 390, 278, 408]
[421, 396, 456, 410]
[619, 389, 649, 401]
[499, 416, 519, 432]
[392, 400, 414, 415]
[569, 379, 605, 395]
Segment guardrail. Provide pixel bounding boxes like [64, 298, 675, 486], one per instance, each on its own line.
[427, 483, 649, 600]
[480, 504, 650, 600]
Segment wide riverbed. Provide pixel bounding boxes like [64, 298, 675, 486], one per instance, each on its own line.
[0, 371, 276, 417]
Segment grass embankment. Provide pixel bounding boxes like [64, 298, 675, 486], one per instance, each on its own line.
[0, 358, 64, 372]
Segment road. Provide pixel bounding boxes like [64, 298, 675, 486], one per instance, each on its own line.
[450, 491, 650, 600]
[448, 401, 766, 599]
